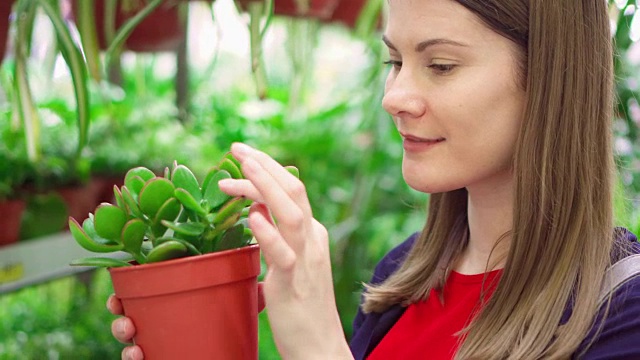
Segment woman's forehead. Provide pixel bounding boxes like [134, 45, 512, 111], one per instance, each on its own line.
[384, 1, 496, 49]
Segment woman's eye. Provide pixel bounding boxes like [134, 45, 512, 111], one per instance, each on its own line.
[383, 60, 402, 70]
[428, 63, 456, 75]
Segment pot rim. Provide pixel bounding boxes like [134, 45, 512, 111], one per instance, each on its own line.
[109, 243, 260, 273]
[108, 244, 261, 298]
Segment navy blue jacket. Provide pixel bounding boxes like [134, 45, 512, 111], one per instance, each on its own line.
[349, 231, 640, 359]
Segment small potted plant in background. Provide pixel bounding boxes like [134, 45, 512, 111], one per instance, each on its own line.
[0, 0, 12, 65]
[73, 0, 185, 54]
[69, 152, 299, 359]
[0, 146, 27, 246]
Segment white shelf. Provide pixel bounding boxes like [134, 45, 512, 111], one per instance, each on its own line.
[0, 232, 126, 294]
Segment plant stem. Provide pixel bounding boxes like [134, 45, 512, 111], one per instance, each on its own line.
[76, 0, 102, 81]
[14, 0, 40, 163]
[104, 0, 165, 71]
[36, 0, 91, 159]
[248, 1, 268, 99]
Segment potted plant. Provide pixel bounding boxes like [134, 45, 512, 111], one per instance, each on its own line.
[236, 0, 380, 28]
[69, 154, 298, 359]
[73, 0, 185, 54]
[237, 0, 337, 19]
[0, 146, 27, 247]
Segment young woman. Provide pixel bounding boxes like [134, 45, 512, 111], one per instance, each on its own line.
[109, 0, 640, 359]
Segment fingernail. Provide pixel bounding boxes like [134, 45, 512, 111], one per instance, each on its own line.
[117, 320, 128, 335]
[123, 347, 132, 360]
[218, 179, 232, 187]
[232, 143, 252, 157]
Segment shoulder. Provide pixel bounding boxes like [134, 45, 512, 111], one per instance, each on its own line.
[369, 232, 419, 285]
[580, 275, 640, 359]
[350, 232, 418, 358]
[579, 234, 640, 360]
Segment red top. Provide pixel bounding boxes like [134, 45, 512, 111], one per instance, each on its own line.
[367, 269, 502, 360]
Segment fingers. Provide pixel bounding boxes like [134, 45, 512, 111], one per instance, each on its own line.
[248, 203, 295, 270]
[122, 346, 144, 360]
[231, 143, 311, 252]
[108, 295, 141, 358]
[111, 317, 136, 344]
[232, 143, 312, 219]
[107, 294, 124, 315]
[218, 179, 266, 203]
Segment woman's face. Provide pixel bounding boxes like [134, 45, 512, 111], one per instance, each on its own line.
[382, 0, 526, 195]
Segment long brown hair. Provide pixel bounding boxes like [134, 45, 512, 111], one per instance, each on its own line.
[363, 1, 619, 358]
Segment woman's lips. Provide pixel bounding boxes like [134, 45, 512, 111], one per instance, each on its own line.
[400, 133, 445, 152]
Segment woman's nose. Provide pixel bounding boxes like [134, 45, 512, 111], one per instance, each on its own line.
[381, 71, 427, 119]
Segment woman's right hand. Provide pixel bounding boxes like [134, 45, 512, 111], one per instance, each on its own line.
[107, 295, 143, 360]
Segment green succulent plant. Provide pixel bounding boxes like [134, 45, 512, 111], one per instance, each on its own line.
[69, 154, 299, 267]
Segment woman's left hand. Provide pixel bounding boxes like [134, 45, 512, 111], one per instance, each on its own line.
[218, 143, 352, 360]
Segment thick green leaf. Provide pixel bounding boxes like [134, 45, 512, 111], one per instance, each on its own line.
[203, 170, 232, 211]
[70, 257, 132, 267]
[219, 158, 243, 179]
[94, 204, 128, 242]
[223, 152, 241, 168]
[69, 217, 123, 253]
[174, 188, 207, 216]
[125, 167, 155, 193]
[213, 212, 240, 233]
[215, 224, 248, 251]
[155, 237, 201, 256]
[161, 221, 207, 237]
[172, 165, 202, 202]
[155, 197, 182, 222]
[173, 231, 201, 248]
[203, 169, 230, 193]
[121, 186, 143, 218]
[138, 178, 176, 219]
[121, 219, 146, 255]
[151, 197, 182, 237]
[285, 166, 300, 179]
[126, 176, 146, 199]
[82, 217, 118, 245]
[145, 240, 189, 263]
[213, 197, 251, 225]
[113, 186, 127, 213]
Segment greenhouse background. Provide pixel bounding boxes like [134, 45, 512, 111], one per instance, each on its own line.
[0, 0, 639, 358]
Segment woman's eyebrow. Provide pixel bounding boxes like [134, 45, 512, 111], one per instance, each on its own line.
[382, 35, 469, 52]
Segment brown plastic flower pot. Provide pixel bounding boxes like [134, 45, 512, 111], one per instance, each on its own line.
[324, 0, 368, 28]
[0, 1, 13, 65]
[237, 0, 339, 20]
[72, 0, 185, 52]
[57, 184, 100, 225]
[0, 199, 26, 247]
[109, 244, 261, 360]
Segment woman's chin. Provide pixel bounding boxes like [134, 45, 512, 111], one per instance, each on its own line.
[403, 176, 464, 195]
